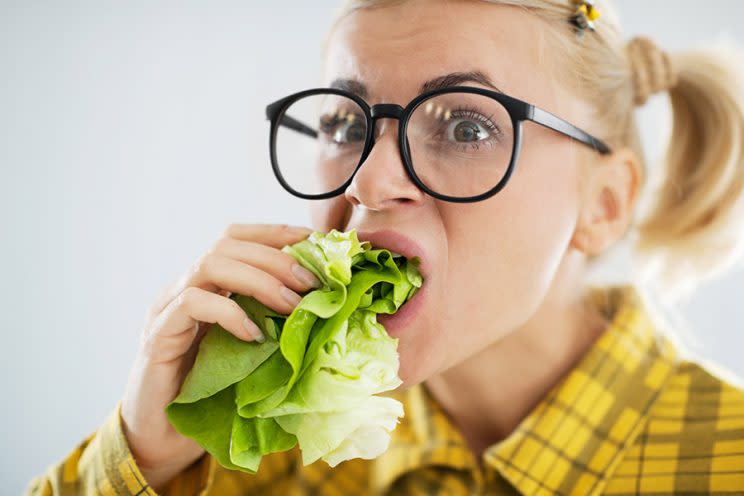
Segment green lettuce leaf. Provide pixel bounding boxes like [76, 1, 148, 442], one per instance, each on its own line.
[165, 228, 423, 473]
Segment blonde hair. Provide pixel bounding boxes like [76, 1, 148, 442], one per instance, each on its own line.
[321, 0, 744, 306]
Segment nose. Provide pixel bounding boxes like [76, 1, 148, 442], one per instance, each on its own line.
[344, 105, 425, 211]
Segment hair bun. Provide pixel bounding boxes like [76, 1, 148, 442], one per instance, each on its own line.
[626, 36, 678, 105]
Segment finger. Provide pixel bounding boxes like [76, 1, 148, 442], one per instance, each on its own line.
[155, 286, 264, 344]
[146, 224, 314, 326]
[222, 223, 314, 248]
[178, 321, 211, 374]
[188, 254, 302, 315]
[150, 272, 232, 322]
[146, 277, 183, 322]
[215, 238, 321, 293]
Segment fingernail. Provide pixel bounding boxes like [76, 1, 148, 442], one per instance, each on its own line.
[243, 317, 265, 342]
[280, 286, 302, 307]
[292, 263, 321, 288]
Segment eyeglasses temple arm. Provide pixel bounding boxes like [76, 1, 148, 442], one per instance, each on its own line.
[529, 106, 612, 155]
[277, 114, 318, 139]
[266, 102, 318, 139]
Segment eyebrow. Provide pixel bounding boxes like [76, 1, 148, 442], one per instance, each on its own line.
[329, 70, 502, 99]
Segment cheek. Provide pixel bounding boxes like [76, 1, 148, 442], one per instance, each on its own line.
[399, 148, 581, 379]
[309, 203, 329, 231]
[309, 198, 350, 232]
[458, 158, 578, 303]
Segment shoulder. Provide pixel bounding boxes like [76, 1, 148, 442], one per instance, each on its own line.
[650, 356, 744, 436]
[607, 356, 744, 493]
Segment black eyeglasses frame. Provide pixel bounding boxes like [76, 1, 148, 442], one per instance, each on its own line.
[265, 85, 612, 203]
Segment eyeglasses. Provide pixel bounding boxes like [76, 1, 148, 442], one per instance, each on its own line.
[265, 86, 611, 203]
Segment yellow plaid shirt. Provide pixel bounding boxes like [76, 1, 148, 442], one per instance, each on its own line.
[26, 284, 744, 495]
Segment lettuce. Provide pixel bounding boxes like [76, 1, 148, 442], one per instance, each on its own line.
[165, 228, 422, 472]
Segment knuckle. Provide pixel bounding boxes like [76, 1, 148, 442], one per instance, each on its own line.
[223, 222, 254, 239]
[222, 223, 238, 238]
[230, 299, 244, 314]
[204, 243, 219, 257]
[281, 251, 298, 269]
[178, 286, 200, 308]
[194, 253, 215, 277]
[212, 235, 232, 254]
[276, 223, 295, 236]
[274, 280, 290, 298]
[144, 305, 158, 323]
[188, 255, 203, 277]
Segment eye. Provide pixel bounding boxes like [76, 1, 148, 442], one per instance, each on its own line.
[320, 112, 366, 145]
[451, 120, 485, 142]
[427, 106, 504, 152]
[445, 109, 499, 143]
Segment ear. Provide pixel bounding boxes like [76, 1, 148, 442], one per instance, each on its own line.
[570, 147, 643, 255]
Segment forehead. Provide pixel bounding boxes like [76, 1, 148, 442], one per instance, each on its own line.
[322, 0, 555, 105]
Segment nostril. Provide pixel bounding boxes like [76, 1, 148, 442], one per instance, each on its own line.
[344, 188, 361, 206]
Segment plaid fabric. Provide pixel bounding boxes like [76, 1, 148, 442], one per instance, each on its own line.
[25, 284, 744, 495]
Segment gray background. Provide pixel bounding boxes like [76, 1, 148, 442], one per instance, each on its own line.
[2, 1, 743, 493]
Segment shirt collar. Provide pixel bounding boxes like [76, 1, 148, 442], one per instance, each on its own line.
[372, 284, 680, 495]
[372, 381, 481, 494]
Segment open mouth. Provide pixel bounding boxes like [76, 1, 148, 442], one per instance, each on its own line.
[355, 229, 430, 281]
[377, 280, 426, 335]
[355, 229, 430, 335]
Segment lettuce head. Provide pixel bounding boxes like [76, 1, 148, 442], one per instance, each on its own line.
[165, 228, 423, 472]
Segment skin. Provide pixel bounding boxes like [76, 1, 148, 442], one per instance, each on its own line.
[121, 224, 322, 491]
[120, 0, 642, 490]
[312, 0, 642, 455]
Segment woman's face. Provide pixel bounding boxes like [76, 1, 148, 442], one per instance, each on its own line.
[310, 0, 596, 387]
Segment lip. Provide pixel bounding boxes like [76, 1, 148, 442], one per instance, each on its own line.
[355, 229, 431, 335]
[377, 283, 427, 336]
[354, 229, 431, 280]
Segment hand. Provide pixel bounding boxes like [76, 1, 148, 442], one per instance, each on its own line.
[120, 223, 321, 491]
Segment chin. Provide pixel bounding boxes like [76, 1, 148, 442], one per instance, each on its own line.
[380, 287, 443, 390]
[392, 335, 436, 390]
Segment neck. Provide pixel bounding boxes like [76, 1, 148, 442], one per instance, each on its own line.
[424, 257, 610, 457]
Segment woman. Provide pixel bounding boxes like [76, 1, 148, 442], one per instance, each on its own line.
[27, 0, 744, 494]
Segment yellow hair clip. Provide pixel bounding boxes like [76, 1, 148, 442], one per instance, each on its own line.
[570, 0, 601, 34]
